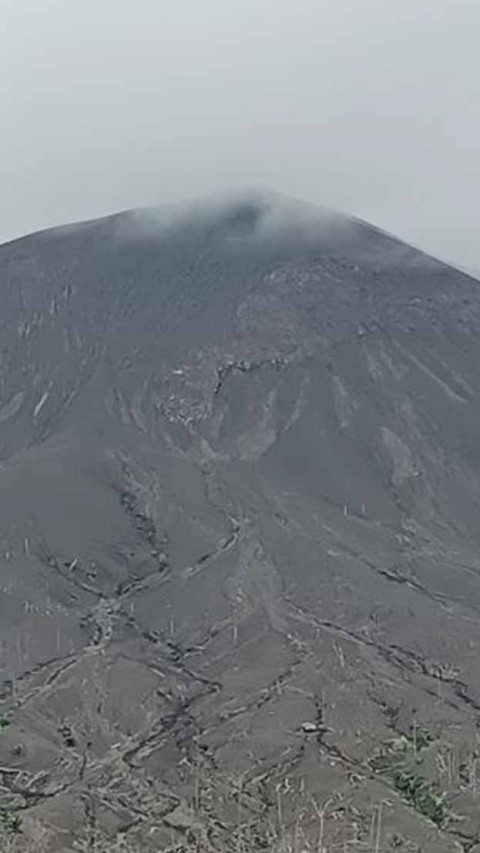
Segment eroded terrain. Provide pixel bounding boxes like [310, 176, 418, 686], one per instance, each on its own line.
[1, 195, 480, 851]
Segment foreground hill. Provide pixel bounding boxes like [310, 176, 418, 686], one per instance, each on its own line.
[1, 193, 480, 852]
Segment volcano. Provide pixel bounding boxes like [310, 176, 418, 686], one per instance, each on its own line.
[1, 193, 480, 852]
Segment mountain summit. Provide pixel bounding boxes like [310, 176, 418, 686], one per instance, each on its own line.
[1, 194, 480, 852]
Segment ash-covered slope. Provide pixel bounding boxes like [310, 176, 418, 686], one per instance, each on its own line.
[1, 193, 480, 852]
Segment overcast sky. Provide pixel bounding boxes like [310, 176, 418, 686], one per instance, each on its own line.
[2, 0, 479, 269]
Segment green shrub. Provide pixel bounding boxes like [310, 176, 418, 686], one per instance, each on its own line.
[393, 770, 445, 825]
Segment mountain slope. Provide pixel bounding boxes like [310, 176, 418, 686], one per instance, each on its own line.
[1, 193, 480, 852]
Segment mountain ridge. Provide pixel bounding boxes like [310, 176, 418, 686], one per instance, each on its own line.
[1, 193, 480, 852]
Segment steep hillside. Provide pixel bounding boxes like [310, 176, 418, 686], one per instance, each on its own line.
[1, 194, 480, 852]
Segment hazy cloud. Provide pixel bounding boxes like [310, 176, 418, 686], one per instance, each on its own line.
[1, 0, 479, 269]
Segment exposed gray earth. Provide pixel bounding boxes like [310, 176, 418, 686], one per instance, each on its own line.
[1, 193, 480, 852]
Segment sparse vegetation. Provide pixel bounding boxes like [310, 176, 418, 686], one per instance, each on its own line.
[368, 726, 434, 773]
[393, 770, 446, 825]
[0, 812, 22, 836]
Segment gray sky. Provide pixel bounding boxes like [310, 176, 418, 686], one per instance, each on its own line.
[2, 0, 479, 270]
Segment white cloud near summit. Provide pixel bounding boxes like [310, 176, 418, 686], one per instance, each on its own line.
[1, 0, 479, 269]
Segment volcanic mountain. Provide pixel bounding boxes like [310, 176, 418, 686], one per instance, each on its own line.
[1, 193, 480, 852]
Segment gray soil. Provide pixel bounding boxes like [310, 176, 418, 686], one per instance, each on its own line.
[1, 192, 480, 852]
